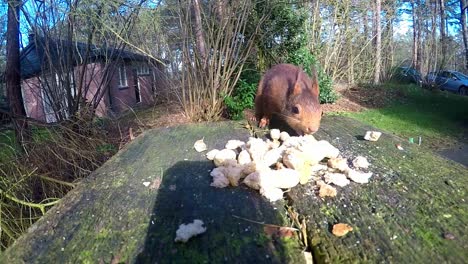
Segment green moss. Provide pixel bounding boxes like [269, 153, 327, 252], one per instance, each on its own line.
[319, 204, 337, 217]
[96, 228, 111, 240]
[227, 237, 242, 256]
[256, 233, 270, 246]
[78, 250, 94, 263]
[111, 175, 127, 188]
[413, 227, 443, 248]
[280, 236, 302, 253]
[178, 247, 209, 264]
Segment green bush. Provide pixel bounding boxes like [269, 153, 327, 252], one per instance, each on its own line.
[224, 79, 257, 120]
[287, 47, 338, 103]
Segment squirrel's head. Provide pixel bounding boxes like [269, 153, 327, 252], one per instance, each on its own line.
[283, 69, 322, 135]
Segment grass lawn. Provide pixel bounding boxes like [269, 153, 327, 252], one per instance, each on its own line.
[336, 83, 468, 150]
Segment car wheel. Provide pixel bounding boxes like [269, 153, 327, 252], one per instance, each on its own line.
[459, 86, 468, 96]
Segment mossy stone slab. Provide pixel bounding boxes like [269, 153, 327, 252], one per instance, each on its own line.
[3, 116, 467, 263]
[2, 121, 303, 264]
[288, 115, 468, 263]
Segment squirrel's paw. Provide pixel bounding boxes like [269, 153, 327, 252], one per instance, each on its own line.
[258, 117, 269, 128]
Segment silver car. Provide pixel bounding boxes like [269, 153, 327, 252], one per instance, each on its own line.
[426, 70, 468, 95]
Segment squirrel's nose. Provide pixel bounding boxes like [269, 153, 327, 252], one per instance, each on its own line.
[306, 127, 318, 134]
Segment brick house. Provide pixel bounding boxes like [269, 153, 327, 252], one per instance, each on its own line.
[19, 35, 167, 123]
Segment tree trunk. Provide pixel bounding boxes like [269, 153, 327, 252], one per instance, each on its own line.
[416, 6, 422, 72]
[382, 5, 395, 81]
[192, 0, 207, 62]
[439, 0, 447, 69]
[429, 0, 438, 72]
[215, 0, 225, 21]
[411, 0, 418, 68]
[6, 0, 29, 147]
[373, 0, 381, 85]
[461, 0, 468, 70]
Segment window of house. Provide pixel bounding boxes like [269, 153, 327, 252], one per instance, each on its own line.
[135, 63, 150, 75]
[118, 64, 128, 87]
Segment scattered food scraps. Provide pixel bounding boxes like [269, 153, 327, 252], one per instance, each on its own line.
[352, 156, 370, 169]
[225, 140, 245, 150]
[324, 172, 350, 187]
[346, 169, 373, 184]
[206, 149, 219, 160]
[332, 223, 353, 237]
[364, 131, 382, 142]
[317, 180, 337, 198]
[199, 129, 374, 202]
[260, 187, 284, 202]
[238, 150, 252, 165]
[174, 219, 207, 243]
[193, 139, 207, 152]
[213, 149, 237, 167]
[270, 129, 281, 141]
[327, 157, 349, 172]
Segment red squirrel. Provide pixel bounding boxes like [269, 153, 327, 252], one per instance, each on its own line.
[255, 64, 322, 135]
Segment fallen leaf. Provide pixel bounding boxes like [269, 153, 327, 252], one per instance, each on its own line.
[277, 227, 296, 238]
[263, 226, 296, 239]
[263, 226, 276, 237]
[332, 223, 353, 237]
[443, 232, 455, 240]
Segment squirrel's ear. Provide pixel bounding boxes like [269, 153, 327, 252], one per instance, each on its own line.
[293, 71, 303, 95]
[293, 82, 302, 95]
[310, 67, 319, 96]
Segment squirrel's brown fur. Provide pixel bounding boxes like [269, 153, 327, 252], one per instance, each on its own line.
[255, 64, 322, 135]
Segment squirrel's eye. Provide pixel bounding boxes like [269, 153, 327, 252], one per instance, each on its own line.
[292, 106, 299, 114]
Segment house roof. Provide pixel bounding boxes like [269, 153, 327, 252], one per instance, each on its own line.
[20, 35, 166, 79]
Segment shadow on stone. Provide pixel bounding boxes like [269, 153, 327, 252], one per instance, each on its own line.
[135, 160, 300, 264]
[355, 135, 365, 141]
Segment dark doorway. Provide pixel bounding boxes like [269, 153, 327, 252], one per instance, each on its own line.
[133, 70, 141, 103]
